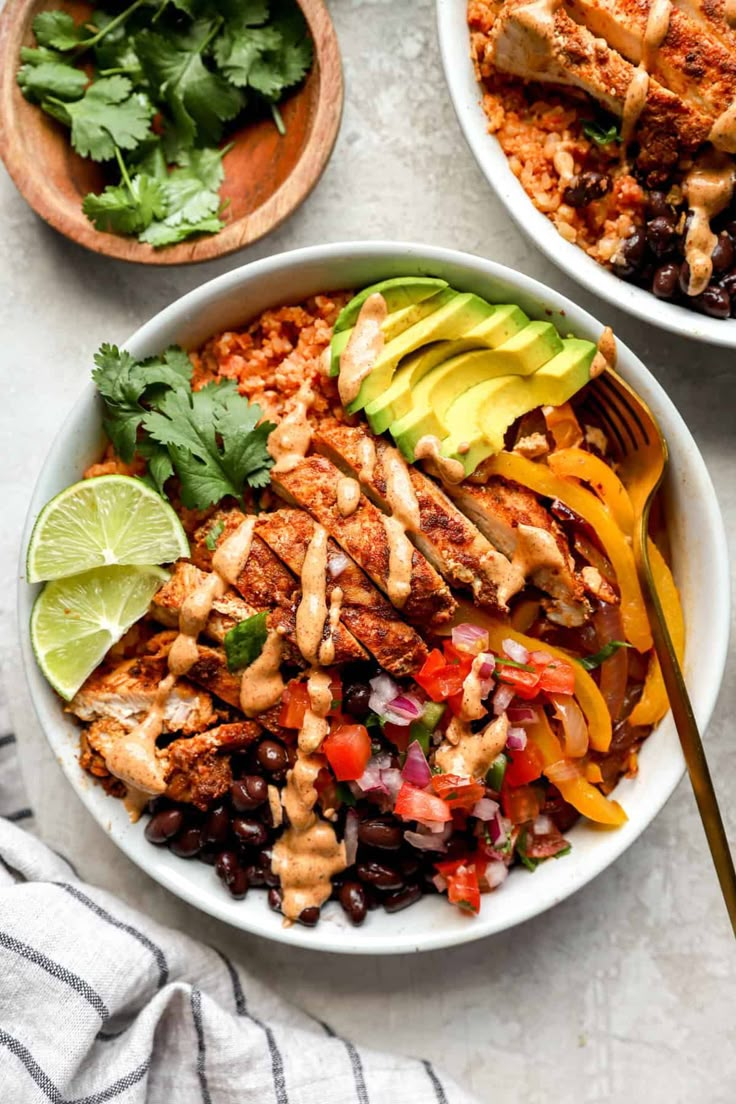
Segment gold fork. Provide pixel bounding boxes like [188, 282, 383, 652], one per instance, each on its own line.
[585, 368, 736, 937]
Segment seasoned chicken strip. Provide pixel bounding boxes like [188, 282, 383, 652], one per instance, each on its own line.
[164, 721, 262, 809]
[68, 654, 217, 735]
[184, 640, 288, 737]
[256, 508, 429, 676]
[445, 475, 588, 612]
[313, 420, 525, 610]
[487, 0, 713, 172]
[271, 456, 457, 628]
[192, 511, 298, 612]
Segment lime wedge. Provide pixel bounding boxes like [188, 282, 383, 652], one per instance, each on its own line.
[26, 475, 189, 583]
[30, 564, 169, 700]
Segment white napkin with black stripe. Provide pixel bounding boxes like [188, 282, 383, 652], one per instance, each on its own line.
[0, 700, 478, 1104]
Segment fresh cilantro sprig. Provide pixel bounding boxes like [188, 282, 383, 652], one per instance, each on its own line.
[582, 119, 621, 147]
[17, 1, 314, 245]
[224, 612, 269, 672]
[92, 343, 274, 507]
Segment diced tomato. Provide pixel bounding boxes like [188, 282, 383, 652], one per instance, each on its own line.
[446, 689, 464, 716]
[504, 743, 544, 787]
[323, 722, 372, 782]
[529, 653, 576, 695]
[278, 681, 310, 729]
[414, 649, 469, 702]
[382, 721, 413, 755]
[446, 862, 481, 914]
[442, 641, 474, 673]
[431, 773, 486, 810]
[495, 662, 541, 700]
[414, 649, 446, 700]
[394, 782, 452, 823]
[500, 781, 545, 824]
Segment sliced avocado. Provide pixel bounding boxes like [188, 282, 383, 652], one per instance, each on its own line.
[390, 321, 563, 459]
[439, 337, 596, 475]
[334, 277, 448, 335]
[346, 291, 496, 414]
[364, 304, 531, 434]
[329, 289, 453, 376]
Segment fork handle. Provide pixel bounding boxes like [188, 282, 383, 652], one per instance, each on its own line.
[639, 539, 736, 938]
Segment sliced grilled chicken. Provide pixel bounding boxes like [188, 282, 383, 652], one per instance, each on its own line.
[193, 510, 299, 611]
[67, 653, 217, 735]
[565, 0, 736, 142]
[271, 456, 457, 628]
[256, 508, 429, 676]
[487, 0, 712, 172]
[313, 420, 525, 611]
[185, 641, 287, 737]
[164, 721, 262, 809]
[444, 475, 588, 613]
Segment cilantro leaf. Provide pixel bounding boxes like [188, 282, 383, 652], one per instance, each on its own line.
[46, 76, 154, 161]
[136, 22, 245, 147]
[138, 439, 175, 497]
[577, 640, 633, 671]
[138, 214, 225, 246]
[142, 383, 274, 508]
[246, 3, 313, 101]
[33, 11, 85, 52]
[92, 343, 192, 460]
[204, 519, 225, 551]
[213, 25, 281, 88]
[224, 611, 268, 672]
[82, 172, 167, 234]
[17, 60, 87, 103]
[582, 120, 620, 147]
[137, 145, 228, 245]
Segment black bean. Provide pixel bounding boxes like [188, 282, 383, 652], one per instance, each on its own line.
[202, 804, 230, 846]
[356, 861, 404, 891]
[698, 285, 731, 319]
[358, 817, 403, 851]
[398, 855, 421, 879]
[257, 848, 280, 887]
[230, 775, 268, 812]
[712, 232, 734, 274]
[244, 863, 266, 888]
[652, 262, 680, 299]
[444, 835, 472, 861]
[198, 847, 219, 866]
[298, 907, 321, 927]
[339, 880, 367, 925]
[613, 228, 646, 278]
[215, 850, 240, 885]
[382, 883, 423, 914]
[256, 739, 289, 774]
[343, 683, 372, 718]
[170, 826, 203, 858]
[145, 808, 184, 844]
[646, 215, 677, 258]
[232, 817, 269, 848]
[227, 868, 249, 900]
[268, 887, 283, 913]
[562, 171, 610, 208]
[646, 190, 673, 219]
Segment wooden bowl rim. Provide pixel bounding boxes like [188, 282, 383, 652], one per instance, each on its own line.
[0, 0, 343, 265]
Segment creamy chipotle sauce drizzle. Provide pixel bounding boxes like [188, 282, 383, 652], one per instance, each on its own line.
[358, 437, 377, 482]
[336, 475, 361, 517]
[239, 629, 284, 717]
[683, 153, 736, 295]
[435, 714, 509, 780]
[268, 380, 315, 474]
[295, 524, 329, 664]
[457, 654, 491, 723]
[338, 293, 387, 407]
[620, 0, 672, 147]
[414, 435, 466, 484]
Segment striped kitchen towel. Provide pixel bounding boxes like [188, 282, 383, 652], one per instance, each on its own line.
[0, 704, 477, 1104]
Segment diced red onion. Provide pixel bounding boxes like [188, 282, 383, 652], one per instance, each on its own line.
[532, 814, 555, 835]
[355, 753, 392, 794]
[401, 740, 432, 788]
[384, 693, 423, 726]
[427, 819, 450, 834]
[489, 812, 507, 847]
[452, 623, 489, 654]
[506, 726, 528, 752]
[471, 797, 499, 821]
[493, 683, 515, 716]
[545, 759, 582, 784]
[368, 673, 401, 716]
[529, 649, 553, 666]
[327, 550, 350, 579]
[483, 860, 509, 890]
[502, 637, 529, 664]
[404, 826, 450, 852]
[344, 809, 359, 866]
[380, 768, 403, 806]
[478, 653, 496, 680]
[549, 692, 589, 757]
[432, 873, 448, 893]
[507, 705, 538, 724]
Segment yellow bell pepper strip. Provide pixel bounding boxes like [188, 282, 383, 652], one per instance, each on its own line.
[484, 620, 613, 752]
[628, 540, 685, 727]
[482, 452, 652, 653]
[526, 712, 627, 826]
[542, 401, 583, 449]
[547, 447, 635, 535]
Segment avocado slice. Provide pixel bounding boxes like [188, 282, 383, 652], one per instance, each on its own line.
[346, 291, 496, 414]
[390, 321, 563, 459]
[329, 288, 454, 377]
[333, 277, 449, 335]
[439, 338, 596, 475]
[364, 304, 530, 434]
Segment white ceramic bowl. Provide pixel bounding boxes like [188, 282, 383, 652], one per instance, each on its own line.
[436, 0, 736, 348]
[18, 242, 729, 954]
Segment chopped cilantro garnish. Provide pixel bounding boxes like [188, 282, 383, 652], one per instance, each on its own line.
[577, 641, 633, 671]
[224, 611, 268, 672]
[205, 519, 225, 552]
[582, 120, 621, 147]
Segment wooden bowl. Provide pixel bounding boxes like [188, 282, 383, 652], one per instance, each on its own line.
[0, 0, 343, 264]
